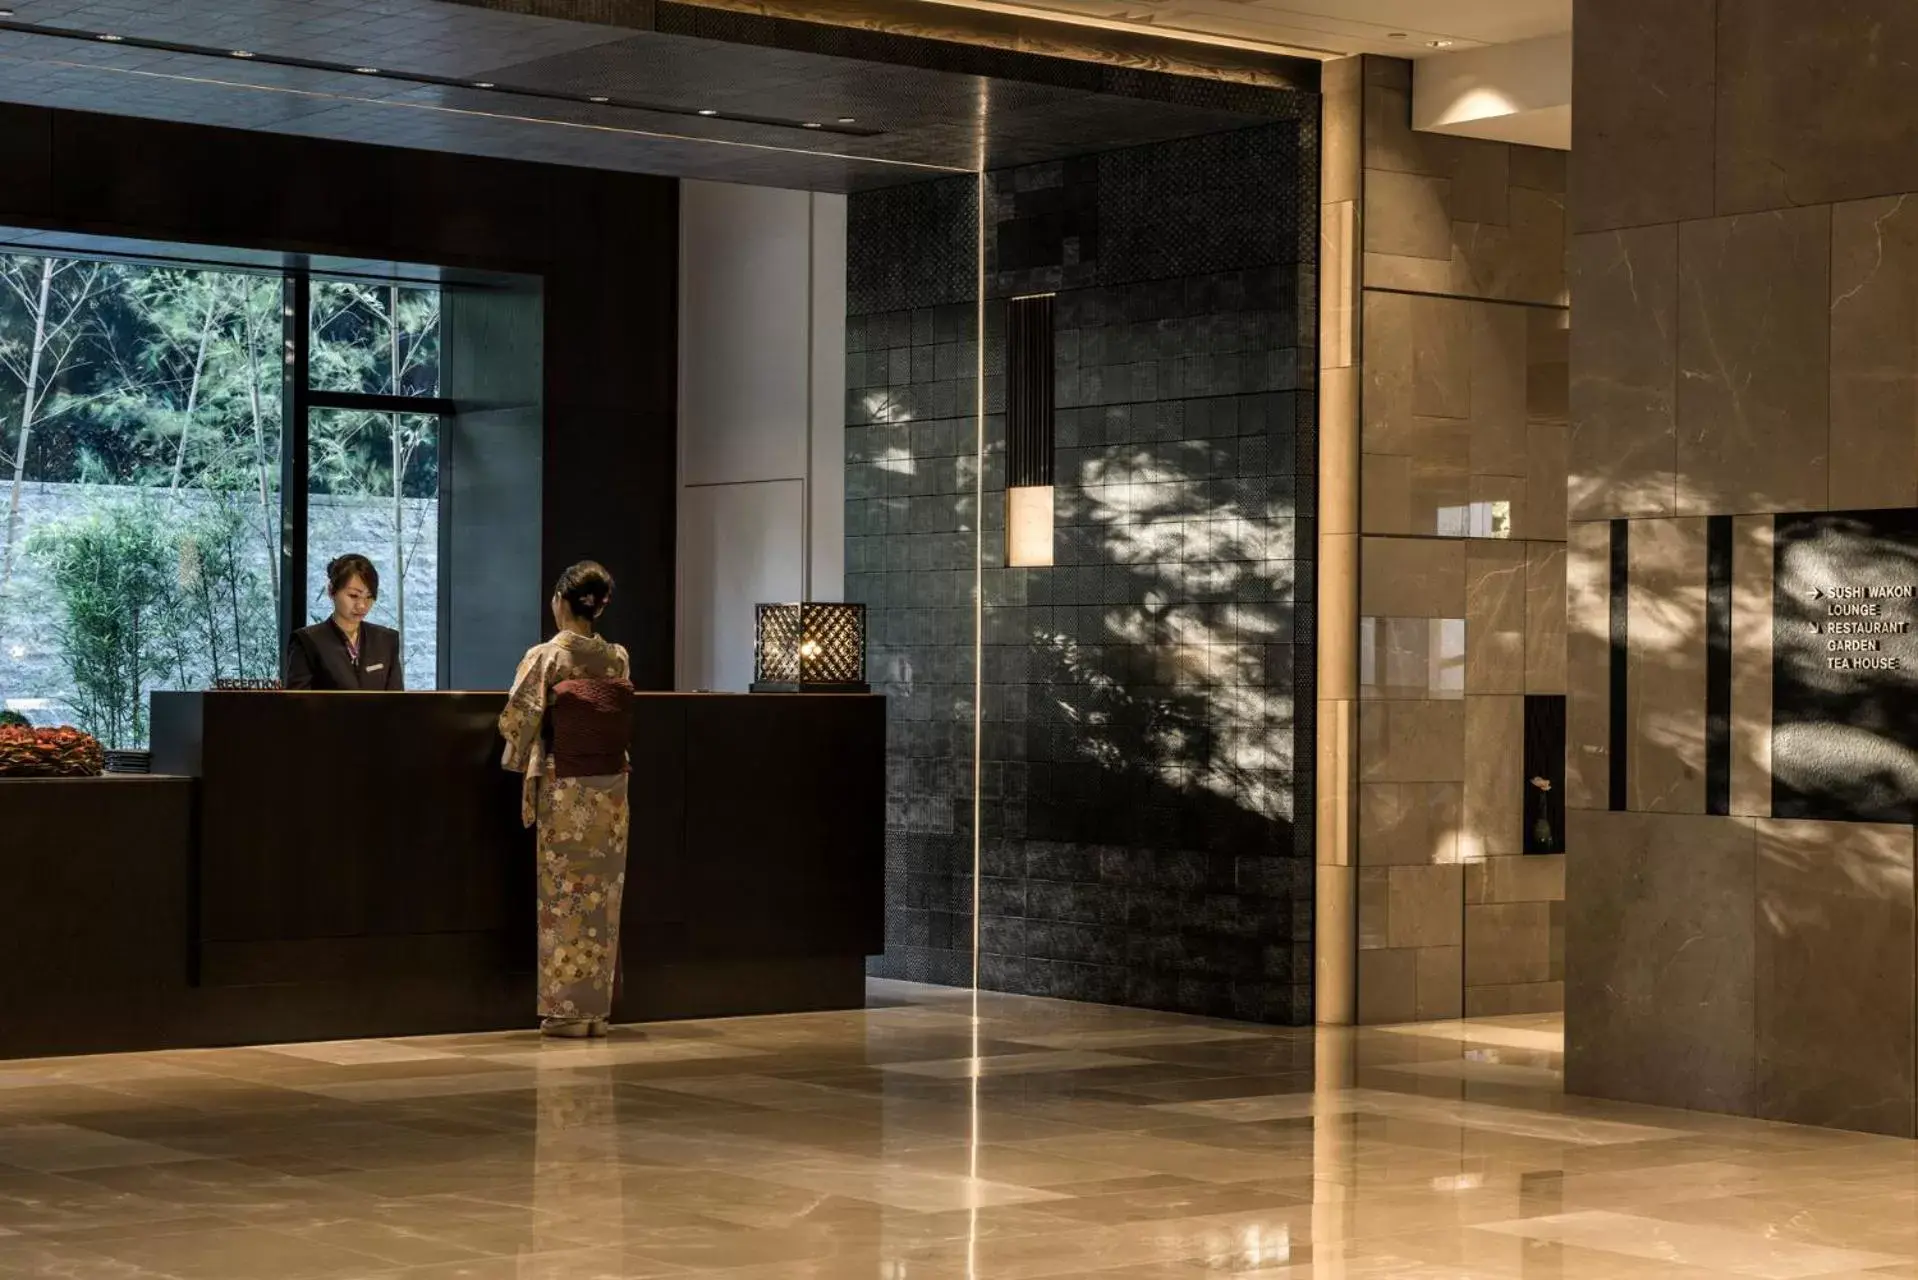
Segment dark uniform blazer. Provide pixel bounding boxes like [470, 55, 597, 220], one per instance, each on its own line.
[284, 620, 404, 691]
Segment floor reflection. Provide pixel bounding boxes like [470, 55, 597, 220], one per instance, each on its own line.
[0, 981, 1911, 1278]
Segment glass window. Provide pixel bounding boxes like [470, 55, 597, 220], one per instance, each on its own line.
[309, 280, 441, 398]
[0, 256, 283, 747]
[305, 408, 440, 689]
[0, 255, 449, 739]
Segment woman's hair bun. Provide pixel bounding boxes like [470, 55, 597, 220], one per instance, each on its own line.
[554, 561, 613, 620]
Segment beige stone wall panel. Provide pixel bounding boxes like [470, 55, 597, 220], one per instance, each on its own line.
[1570, 227, 1677, 519]
[1674, 208, 1830, 516]
[1626, 517, 1708, 813]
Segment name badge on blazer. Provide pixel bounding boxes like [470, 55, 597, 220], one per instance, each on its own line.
[366, 663, 386, 673]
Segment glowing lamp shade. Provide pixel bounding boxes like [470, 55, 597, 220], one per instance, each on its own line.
[752, 602, 869, 693]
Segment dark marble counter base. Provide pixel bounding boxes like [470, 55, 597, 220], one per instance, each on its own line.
[0, 691, 884, 1061]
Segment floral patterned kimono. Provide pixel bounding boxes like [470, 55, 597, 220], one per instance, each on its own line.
[499, 631, 635, 1023]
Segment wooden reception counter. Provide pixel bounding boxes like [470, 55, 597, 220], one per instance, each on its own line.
[0, 691, 882, 1060]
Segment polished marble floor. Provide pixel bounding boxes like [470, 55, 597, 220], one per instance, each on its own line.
[1, 981, 1915, 1279]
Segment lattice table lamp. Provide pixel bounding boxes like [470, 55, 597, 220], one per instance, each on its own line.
[752, 602, 869, 693]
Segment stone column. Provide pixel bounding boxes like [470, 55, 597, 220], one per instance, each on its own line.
[1317, 54, 1570, 1024]
[1566, 0, 1918, 1138]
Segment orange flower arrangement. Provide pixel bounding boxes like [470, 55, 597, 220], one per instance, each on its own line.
[0, 725, 105, 777]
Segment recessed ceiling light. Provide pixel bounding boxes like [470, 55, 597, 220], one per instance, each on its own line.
[230, 50, 254, 58]
[0, 9, 16, 17]
[98, 33, 124, 42]
[836, 116, 856, 124]
[473, 80, 494, 88]
[589, 95, 609, 103]
[697, 109, 717, 116]
[353, 66, 379, 74]
[801, 121, 822, 129]
[1428, 38, 1454, 47]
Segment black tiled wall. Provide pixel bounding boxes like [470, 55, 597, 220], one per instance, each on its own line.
[846, 174, 982, 989]
[850, 119, 1318, 1022]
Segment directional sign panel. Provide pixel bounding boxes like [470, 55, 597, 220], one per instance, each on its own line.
[1774, 508, 1918, 822]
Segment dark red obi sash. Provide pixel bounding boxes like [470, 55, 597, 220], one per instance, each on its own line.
[548, 678, 635, 778]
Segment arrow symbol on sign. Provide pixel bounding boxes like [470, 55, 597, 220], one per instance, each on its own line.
[1810, 587, 1825, 599]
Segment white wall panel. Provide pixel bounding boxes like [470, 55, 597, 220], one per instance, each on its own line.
[680, 181, 812, 486]
[810, 193, 848, 604]
[677, 180, 848, 689]
[679, 480, 804, 692]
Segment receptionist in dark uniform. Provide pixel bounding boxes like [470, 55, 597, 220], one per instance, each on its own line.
[284, 553, 404, 691]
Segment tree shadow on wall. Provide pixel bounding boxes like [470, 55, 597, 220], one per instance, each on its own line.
[990, 427, 1305, 862]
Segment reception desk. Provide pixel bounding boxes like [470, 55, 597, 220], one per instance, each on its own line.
[0, 691, 882, 1059]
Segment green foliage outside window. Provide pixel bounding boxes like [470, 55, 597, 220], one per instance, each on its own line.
[29, 503, 176, 750]
[0, 253, 440, 746]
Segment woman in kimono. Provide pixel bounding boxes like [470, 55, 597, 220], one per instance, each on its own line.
[499, 562, 636, 1038]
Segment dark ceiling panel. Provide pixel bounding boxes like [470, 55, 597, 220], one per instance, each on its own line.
[483, 30, 1281, 171]
[641, 0, 1318, 95]
[13, 0, 630, 77]
[0, 0, 1313, 191]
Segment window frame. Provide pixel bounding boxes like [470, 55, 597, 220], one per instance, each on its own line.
[280, 268, 454, 687]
